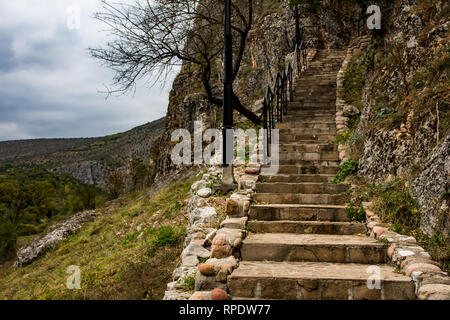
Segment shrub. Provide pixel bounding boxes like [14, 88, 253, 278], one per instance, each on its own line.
[371, 180, 421, 231]
[151, 226, 183, 248]
[331, 159, 358, 183]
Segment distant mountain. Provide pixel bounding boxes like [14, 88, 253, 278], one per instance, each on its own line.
[0, 117, 165, 187]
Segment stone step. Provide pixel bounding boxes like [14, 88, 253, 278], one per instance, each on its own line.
[276, 122, 336, 130]
[287, 109, 336, 116]
[228, 261, 415, 300]
[255, 182, 348, 194]
[253, 192, 348, 205]
[279, 159, 340, 166]
[284, 115, 335, 122]
[279, 128, 337, 136]
[279, 143, 337, 152]
[261, 174, 335, 183]
[248, 220, 366, 235]
[240, 233, 387, 264]
[279, 134, 336, 142]
[266, 165, 339, 175]
[278, 151, 339, 161]
[249, 204, 349, 222]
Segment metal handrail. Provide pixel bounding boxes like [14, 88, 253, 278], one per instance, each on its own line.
[262, 40, 314, 160]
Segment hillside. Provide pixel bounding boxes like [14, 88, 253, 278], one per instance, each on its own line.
[0, 118, 165, 187]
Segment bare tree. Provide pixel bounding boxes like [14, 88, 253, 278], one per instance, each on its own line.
[90, 0, 261, 125]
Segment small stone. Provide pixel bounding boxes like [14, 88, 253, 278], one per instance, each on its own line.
[182, 242, 210, 259]
[343, 104, 360, 117]
[206, 256, 238, 272]
[216, 264, 233, 283]
[197, 188, 212, 198]
[198, 263, 216, 276]
[210, 235, 232, 259]
[398, 250, 416, 258]
[388, 243, 398, 259]
[226, 199, 239, 216]
[373, 226, 387, 238]
[417, 284, 450, 300]
[189, 292, 203, 300]
[245, 167, 259, 175]
[405, 263, 442, 277]
[182, 255, 199, 267]
[233, 238, 243, 249]
[205, 229, 217, 245]
[401, 257, 441, 270]
[211, 288, 230, 300]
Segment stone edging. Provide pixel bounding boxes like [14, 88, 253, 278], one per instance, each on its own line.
[163, 165, 258, 300]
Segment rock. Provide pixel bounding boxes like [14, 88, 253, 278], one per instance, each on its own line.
[216, 228, 245, 247]
[226, 199, 239, 216]
[245, 167, 259, 175]
[210, 235, 232, 259]
[204, 229, 217, 245]
[405, 263, 442, 277]
[197, 188, 212, 198]
[195, 272, 227, 291]
[343, 104, 360, 117]
[172, 266, 196, 281]
[198, 263, 216, 276]
[211, 288, 230, 300]
[372, 226, 387, 238]
[189, 292, 203, 300]
[416, 272, 450, 287]
[233, 238, 243, 249]
[417, 284, 450, 300]
[388, 243, 398, 258]
[163, 290, 192, 300]
[205, 256, 238, 271]
[215, 264, 234, 283]
[189, 206, 219, 229]
[220, 217, 248, 229]
[400, 257, 441, 270]
[182, 242, 210, 259]
[15, 210, 96, 268]
[181, 255, 199, 267]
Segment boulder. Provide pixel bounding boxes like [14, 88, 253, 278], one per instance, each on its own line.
[182, 242, 210, 259]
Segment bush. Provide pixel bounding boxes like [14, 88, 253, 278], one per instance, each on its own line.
[372, 181, 421, 230]
[151, 226, 183, 248]
[332, 159, 358, 183]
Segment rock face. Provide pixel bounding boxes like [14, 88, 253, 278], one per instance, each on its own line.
[15, 211, 96, 268]
[353, 0, 449, 236]
[411, 135, 450, 236]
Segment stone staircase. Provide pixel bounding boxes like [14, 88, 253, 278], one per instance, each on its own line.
[228, 50, 416, 300]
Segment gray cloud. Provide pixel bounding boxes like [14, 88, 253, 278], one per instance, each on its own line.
[0, 0, 175, 141]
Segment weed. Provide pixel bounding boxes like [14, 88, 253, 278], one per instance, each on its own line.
[331, 159, 358, 183]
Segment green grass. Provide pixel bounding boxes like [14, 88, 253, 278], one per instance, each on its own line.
[0, 175, 201, 300]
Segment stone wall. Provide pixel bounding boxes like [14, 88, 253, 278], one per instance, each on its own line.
[163, 164, 258, 300]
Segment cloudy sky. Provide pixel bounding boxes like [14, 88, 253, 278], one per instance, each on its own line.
[0, 0, 175, 141]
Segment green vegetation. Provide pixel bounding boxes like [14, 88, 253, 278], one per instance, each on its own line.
[289, 0, 322, 13]
[346, 201, 366, 222]
[0, 166, 106, 260]
[0, 175, 201, 299]
[331, 159, 358, 183]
